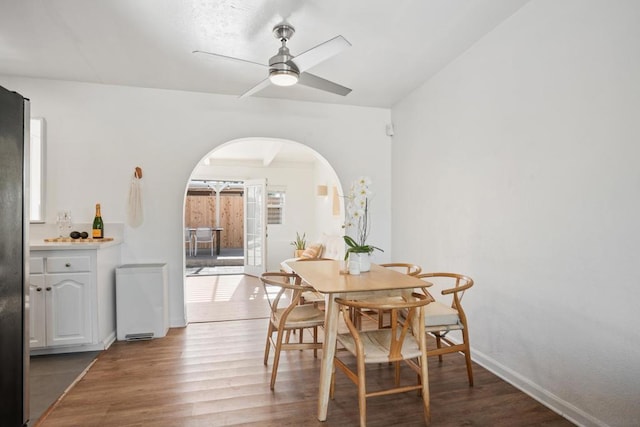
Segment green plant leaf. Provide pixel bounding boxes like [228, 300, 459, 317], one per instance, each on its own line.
[343, 235, 358, 248]
[290, 232, 307, 249]
[343, 235, 383, 259]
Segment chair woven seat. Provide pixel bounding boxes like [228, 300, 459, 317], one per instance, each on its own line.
[274, 304, 324, 327]
[424, 301, 460, 327]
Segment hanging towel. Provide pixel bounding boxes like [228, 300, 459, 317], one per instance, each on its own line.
[127, 168, 144, 228]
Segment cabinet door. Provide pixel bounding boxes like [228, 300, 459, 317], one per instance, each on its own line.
[46, 273, 92, 347]
[29, 275, 46, 349]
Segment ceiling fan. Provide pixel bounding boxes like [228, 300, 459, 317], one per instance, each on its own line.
[193, 24, 352, 98]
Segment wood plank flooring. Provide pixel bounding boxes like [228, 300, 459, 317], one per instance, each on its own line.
[39, 276, 574, 427]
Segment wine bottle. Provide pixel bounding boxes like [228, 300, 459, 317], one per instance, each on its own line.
[92, 203, 104, 238]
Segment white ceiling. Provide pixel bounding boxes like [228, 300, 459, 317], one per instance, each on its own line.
[0, 0, 530, 109]
[205, 138, 319, 164]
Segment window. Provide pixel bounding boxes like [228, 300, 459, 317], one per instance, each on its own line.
[267, 189, 286, 225]
[30, 118, 45, 223]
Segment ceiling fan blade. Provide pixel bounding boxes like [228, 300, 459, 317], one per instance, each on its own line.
[192, 50, 268, 68]
[292, 35, 351, 73]
[298, 72, 351, 96]
[239, 78, 272, 98]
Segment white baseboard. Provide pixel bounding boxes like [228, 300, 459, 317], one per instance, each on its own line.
[170, 316, 187, 328]
[470, 347, 607, 427]
[101, 331, 116, 349]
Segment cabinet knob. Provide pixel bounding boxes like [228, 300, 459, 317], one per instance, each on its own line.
[46, 287, 52, 291]
[65, 263, 71, 267]
[36, 287, 42, 292]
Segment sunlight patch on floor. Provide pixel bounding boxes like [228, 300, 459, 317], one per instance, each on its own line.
[186, 266, 245, 276]
[185, 274, 271, 322]
[186, 275, 267, 303]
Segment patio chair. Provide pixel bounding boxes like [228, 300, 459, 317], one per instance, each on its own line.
[194, 227, 214, 256]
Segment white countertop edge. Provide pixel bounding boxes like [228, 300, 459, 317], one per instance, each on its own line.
[30, 237, 123, 251]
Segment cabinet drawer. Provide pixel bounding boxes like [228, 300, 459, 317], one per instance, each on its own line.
[30, 257, 44, 274]
[46, 256, 91, 273]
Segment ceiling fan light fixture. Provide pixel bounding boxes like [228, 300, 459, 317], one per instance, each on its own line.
[194, 23, 351, 97]
[269, 69, 299, 86]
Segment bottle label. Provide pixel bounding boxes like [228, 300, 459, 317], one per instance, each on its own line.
[92, 229, 103, 238]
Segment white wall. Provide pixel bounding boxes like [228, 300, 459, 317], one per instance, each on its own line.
[391, 1, 640, 426]
[313, 158, 346, 241]
[1, 76, 393, 328]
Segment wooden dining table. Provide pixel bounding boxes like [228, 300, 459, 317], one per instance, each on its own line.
[284, 259, 432, 422]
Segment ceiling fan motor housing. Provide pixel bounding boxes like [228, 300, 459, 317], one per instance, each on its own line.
[269, 46, 299, 74]
[269, 24, 299, 84]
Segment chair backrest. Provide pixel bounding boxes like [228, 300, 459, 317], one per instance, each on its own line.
[195, 227, 213, 239]
[184, 228, 191, 240]
[335, 293, 432, 362]
[379, 263, 422, 276]
[260, 272, 311, 317]
[416, 272, 473, 314]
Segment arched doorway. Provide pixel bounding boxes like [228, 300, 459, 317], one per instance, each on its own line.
[182, 137, 344, 323]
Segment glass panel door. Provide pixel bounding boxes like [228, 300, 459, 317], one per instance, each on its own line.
[243, 179, 266, 276]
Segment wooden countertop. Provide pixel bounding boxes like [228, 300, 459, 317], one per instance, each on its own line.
[30, 237, 123, 251]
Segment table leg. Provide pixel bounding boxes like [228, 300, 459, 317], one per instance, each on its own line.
[190, 231, 196, 257]
[318, 293, 339, 421]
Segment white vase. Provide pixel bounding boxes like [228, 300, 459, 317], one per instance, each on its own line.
[358, 253, 371, 272]
[348, 253, 360, 275]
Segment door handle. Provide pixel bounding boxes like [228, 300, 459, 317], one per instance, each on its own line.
[46, 287, 52, 291]
[36, 287, 42, 292]
[65, 263, 71, 267]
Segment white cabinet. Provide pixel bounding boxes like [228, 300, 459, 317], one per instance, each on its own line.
[30, 257, 92, 349]
[46, 273, 92, 347]
[29, 244, 120, 354]
[29, 274, 46, 348]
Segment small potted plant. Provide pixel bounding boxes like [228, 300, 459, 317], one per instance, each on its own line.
[291, 232, 307, 257]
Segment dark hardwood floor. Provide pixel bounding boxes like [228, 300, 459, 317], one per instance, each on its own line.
[38, 276, 574, 426]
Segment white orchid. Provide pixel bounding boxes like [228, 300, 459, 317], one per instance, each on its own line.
[343, 176, 383, 259]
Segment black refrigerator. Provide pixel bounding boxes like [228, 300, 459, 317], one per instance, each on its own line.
[0, 85, 30, 426]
